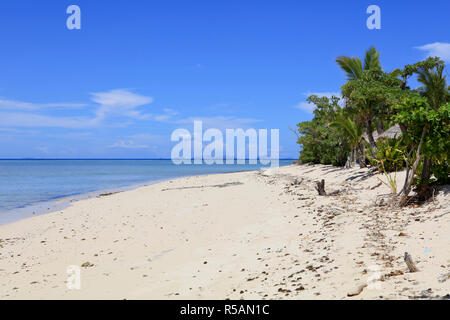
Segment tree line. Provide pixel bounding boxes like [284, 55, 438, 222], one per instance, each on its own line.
[296, 47, 449, 205]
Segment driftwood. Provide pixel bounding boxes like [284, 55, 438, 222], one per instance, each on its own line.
[315, 179, 326, 196]
[370, 182, 383, 190]
[97, 191, 122, 197]
[404, 252, 419, 273]
[327, 189, 342, 196]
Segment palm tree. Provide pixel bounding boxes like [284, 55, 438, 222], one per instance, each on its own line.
[336, 47, 382, 157]
[331, 116, 366, 168]
[336, 46, 381, 80]
[417, 64, 448, 110]
[416, 64, 448, 192]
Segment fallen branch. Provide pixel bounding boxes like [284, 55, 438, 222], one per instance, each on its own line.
[370, 182, 383, 190]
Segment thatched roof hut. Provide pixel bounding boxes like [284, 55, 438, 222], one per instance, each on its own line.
[363, 124, 402, 143]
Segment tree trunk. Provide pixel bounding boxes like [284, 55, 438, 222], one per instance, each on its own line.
[345, 148, 355, 169]
[399, 149, 413, 196]
[365, 118, 377, 158]
[376, 121, 385, 135]
[417, 156, 433, 200]
[398, 123, 408, 136]
[357, 146, 366, 168]
[315, 179, 326, 196]
[399, 124, 429, 206]
[421, 157, 431, 183]
[401, 76, 407, 90]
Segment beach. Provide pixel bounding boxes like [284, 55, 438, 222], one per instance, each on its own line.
[0, 164, 449, 299]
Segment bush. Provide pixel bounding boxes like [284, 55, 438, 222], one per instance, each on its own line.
[296, 95, 351, 166]
[369, 137, 406, 172]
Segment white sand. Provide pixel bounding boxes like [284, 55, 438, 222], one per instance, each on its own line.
[0, 164, 449, 299]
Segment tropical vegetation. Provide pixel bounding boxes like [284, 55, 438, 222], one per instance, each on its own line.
[296, 47, 449, 205]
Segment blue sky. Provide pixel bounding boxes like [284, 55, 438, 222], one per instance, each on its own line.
[0, 0, 449, 158]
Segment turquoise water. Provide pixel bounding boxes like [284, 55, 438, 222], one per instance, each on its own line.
[0, 159, 292, 220]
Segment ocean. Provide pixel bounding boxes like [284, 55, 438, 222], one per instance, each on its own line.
[0, 159, 292, 223]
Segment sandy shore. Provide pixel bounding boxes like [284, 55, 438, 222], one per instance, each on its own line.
[0, 164, 449, 299]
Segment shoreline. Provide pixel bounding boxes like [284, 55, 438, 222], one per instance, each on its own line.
[0, 163, 292, 226]
[0, 178, 167, 226]
[0, 164, 448, 299]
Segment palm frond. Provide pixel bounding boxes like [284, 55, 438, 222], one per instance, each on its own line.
[363, 46, 381, 71]
[417, 64, 448, 109]
[389, 68, 402, 78]
[330, 116, 364, 146]
[336, 56, 363, 80]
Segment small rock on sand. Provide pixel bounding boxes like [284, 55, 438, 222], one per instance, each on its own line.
[347, 284, 367, 297]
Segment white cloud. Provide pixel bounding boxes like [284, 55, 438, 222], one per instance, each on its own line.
[91, 89, 153, 121]
[0, 112, 97, 128]
[45, 132, 92, 139]
[35, 146, 49, 153]
[163, 108, 179, 115]
[0, 91, 258, 136]
[295, 102, 316, 113]
[129, 133, 165, 141]
[415, 42, 450, 61]
[154, 115, 170, 121]
[0, 98, 87, 111]
[295, 92, 341, 114]
[153, 108, 179, 122]
[0, 127, 38, 134]
[0, 89, 154, 128]
[175, 116, 261, 130]
[108, 133, 168, 153]
[109, 140, 150, 149]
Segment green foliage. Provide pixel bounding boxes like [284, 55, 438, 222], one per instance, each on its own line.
[424, 103, 450, 185]
[337, 48, 403, 159]
[400, 57, 444, 86]
[370, 137, 407, 172]
[377, 160, 398, 195]
[330, 115, 364, 147]
[341, 69, 402, 117]
[296, 48, 449, 194]
[336, 46, 381, 81]
[297, 96, 350, 166]
[393, 95, 450, 185]
[417, 64, 448, 110]
[336, 56, 363, 81]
